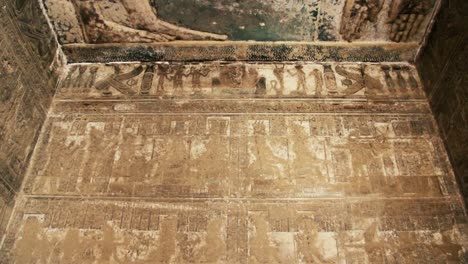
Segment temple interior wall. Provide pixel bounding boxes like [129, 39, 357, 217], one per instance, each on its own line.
[0, 0, 467, 263]
[0, 0, 60, 242]
[416, 0, 468, 207]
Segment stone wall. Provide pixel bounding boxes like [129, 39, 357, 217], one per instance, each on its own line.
[417, 0, 468, 205]
[1, 61, 467, 263]
[0, 0, 59, 241]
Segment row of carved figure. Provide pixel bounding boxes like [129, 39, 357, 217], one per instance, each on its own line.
[61, 63, 422, 98]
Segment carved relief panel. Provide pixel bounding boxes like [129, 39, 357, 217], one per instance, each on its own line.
[56, 62, 425, 100]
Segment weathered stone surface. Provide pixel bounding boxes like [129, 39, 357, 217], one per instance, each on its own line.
[1, 197, 466, 263]
[0, 0, 60, 242]
[417, 0, 468, 206]
[1, 61, 467, 263]
[38, 0, 439, 62]
[44, 0, 437, 44]
[56, 62, 425, 99]
[1, 1, 467, 262]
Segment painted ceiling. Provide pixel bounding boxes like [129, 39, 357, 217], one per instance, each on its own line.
[42, 0, 438, 62]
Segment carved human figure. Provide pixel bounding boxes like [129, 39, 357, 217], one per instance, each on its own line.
[255, 77, 267, 96]
[392, 65, 407, 93]
[76, 0, 228, 43]
[401, 66, 420, 93]
[227, 65, 244, 88]
[76, 66, 88, 87]
[309, 69, 324, 96]
[272, 64, 285, 95]
[156, 64, 171, 92]
[86, 67, 99, 88]
[189, 65, 210, 92]
[381, 65, 396, 93]
[171, 65, 189, 91]
[62, 67, 79, 88]
[288, 65, 308, 93]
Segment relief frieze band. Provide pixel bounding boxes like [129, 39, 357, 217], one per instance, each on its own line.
[57, 62, 425, 100]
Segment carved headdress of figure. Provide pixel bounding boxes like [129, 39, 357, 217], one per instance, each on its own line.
[77, 0, 228, 43]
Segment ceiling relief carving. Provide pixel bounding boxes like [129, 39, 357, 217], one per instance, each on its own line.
[340, 0, 434, 42]
[43, 0, 436, 45]
[45, 0, 227, 43]
[387, 0, 433, 42]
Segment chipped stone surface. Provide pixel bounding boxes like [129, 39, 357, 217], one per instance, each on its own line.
[1, 61, 467, 263]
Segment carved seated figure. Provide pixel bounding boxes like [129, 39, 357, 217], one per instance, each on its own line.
[78, 0, 228, 43]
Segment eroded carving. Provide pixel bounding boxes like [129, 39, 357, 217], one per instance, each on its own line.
[388, 0, 432, 42]
[76, 0, 228, 43]
[57, 62, 424, 100]
[340, 0, 385, 42]
[340, 0, 433, 42]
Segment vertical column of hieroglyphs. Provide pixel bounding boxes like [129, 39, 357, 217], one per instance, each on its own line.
[0, 0, 58, 241]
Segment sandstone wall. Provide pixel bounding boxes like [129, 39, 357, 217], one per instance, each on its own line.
[0, 0, 59, 241]
[1, 61, 467, 263]
[417, 0, 468, 205]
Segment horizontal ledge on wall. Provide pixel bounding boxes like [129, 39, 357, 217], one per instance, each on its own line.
[63, 42, 419, 64]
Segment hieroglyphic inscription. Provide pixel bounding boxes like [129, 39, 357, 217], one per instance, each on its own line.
[0, 0, 60, 244]
[1, 198, 466, 263]
[22, 114, 458, 199]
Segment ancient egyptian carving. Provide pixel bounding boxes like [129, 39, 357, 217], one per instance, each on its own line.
[271, 64, 285, 96]
[156, 64, 171, 92]
[288, 65, 308, 94]
[140, 65, 155, 95]
[61, 63, 424, 99]
[14, 0, 55, 60]
[76, 0, 228, 43]
[188, 65, 210, 92]
[94, 66, 144, 95]
[380, 64, 420, 94]
[340, 0, 432, 42]
[323, 64, 338, 95]
[388, 0, 432, 42]
[340, 0, 384, 42]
